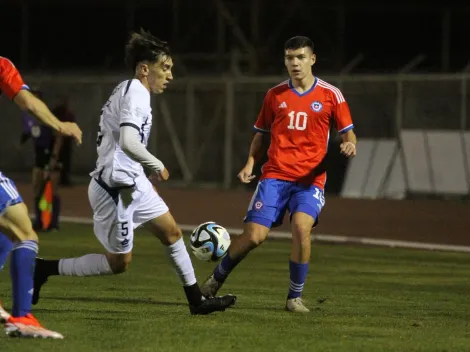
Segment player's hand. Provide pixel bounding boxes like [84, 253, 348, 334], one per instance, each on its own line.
[149, 168, 169, 183]
[340, 141, 356, 157]
[158, 168, 170, 181]
[237, 164, 256, 183]
[58, 122, 82, 145]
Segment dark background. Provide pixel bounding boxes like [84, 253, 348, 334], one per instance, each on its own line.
[2, 0, 469, 75]
[2, 0, 469, 194]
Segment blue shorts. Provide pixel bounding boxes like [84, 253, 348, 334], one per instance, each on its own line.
[244, 178, 325, 228]
[0, 173, 23, 215]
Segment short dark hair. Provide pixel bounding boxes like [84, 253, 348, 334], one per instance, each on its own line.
[284, 36, 314, 53]
[125, 29, 171, 71]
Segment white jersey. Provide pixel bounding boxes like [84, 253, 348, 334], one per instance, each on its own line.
[90, 79, 152, 187]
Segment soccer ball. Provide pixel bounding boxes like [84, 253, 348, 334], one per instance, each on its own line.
[190, 222, 231, 262]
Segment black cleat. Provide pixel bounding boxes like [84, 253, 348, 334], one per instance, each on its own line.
[32, 258, 49, 305]
[189, 294, 237, 315]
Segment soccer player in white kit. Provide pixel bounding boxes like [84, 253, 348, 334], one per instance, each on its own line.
[32, 30, 236, 315]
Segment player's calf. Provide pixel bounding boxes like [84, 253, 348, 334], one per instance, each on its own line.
[33, 254, 115, 305]
[202, 222, 270, 297]
[105, 252, 132, 274]
[228, 222, 270, 258]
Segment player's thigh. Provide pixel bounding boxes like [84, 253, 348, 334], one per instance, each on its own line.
[0, 203, 37, 242]
[134, 182, 179, 245]
[88, 179, 135, 254]
[143, 211, 182, 245]
[0, 187, 37, 243]
[244, 178, 291, 229]
[290, 212, 315, 244]
[288, 185, 325, 233]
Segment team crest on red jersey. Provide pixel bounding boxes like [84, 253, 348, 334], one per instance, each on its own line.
[311, 101, 323, 112]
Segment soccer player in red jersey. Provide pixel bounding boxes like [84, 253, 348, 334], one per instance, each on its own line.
[0, 56, 82, 338]
[201, 37, 357, 312]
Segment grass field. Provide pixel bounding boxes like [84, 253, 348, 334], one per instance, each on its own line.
[1, 223, 470, 352]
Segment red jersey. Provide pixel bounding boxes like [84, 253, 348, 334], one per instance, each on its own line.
[0, 57, 28, 99]
[254, 77, 354, 189]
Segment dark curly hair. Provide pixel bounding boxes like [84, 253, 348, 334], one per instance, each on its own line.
[125, 29, 171, 72]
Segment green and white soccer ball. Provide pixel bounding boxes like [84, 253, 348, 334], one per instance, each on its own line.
[190, 222, 231, 262]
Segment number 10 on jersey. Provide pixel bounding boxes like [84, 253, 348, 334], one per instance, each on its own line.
[287, 111, 307, 131]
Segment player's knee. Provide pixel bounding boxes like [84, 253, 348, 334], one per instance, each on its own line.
[161, 225, 182, 246]
[111, 262, 129, 274]
[24, 228, 39, 242]
[9, 224, 38, 243]
[0, 204, 39, 243]
[246, 228, 268, 248]
[107, 254, 132, 274]
[291, 222, 312, 241]
[11, 230, 38, 243]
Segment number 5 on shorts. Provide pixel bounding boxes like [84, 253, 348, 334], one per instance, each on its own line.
[120, 222, 129, 237]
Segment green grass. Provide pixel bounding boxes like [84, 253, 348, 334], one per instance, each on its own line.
[1, 223, 470, 351]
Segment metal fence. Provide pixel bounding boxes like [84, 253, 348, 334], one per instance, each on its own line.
[1, 73, 469, 187]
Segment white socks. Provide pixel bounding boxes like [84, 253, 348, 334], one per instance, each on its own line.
[57, 239, 196, 285]
[59, 254, 113, 276]
[165, 238, 197, 286]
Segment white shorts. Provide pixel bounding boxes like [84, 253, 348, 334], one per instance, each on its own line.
[88, 174, 169, 254]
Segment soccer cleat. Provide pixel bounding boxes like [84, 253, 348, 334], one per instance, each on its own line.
[285, 297, 310, 313]
[0, 302, 11, 323]
[189, 294, 236, 315]
[200, 274, 224, 298]
[32, 258, 49, 305]
[5, 314, 64, 339]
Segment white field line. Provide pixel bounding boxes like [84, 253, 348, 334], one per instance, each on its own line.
[53, 215, 470, 253]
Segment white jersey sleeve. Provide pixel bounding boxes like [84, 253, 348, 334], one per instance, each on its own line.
[120, 126, 165, 173]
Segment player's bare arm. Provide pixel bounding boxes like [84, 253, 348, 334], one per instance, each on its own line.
[238, 132, 269, 183]
[13, 90, 82, 145]
[340, 129, 357, 157]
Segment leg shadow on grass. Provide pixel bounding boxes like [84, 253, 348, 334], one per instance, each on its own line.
[44, 296, 187, 307]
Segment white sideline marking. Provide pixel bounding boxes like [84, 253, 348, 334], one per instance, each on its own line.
[55, 215, 470, 253]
